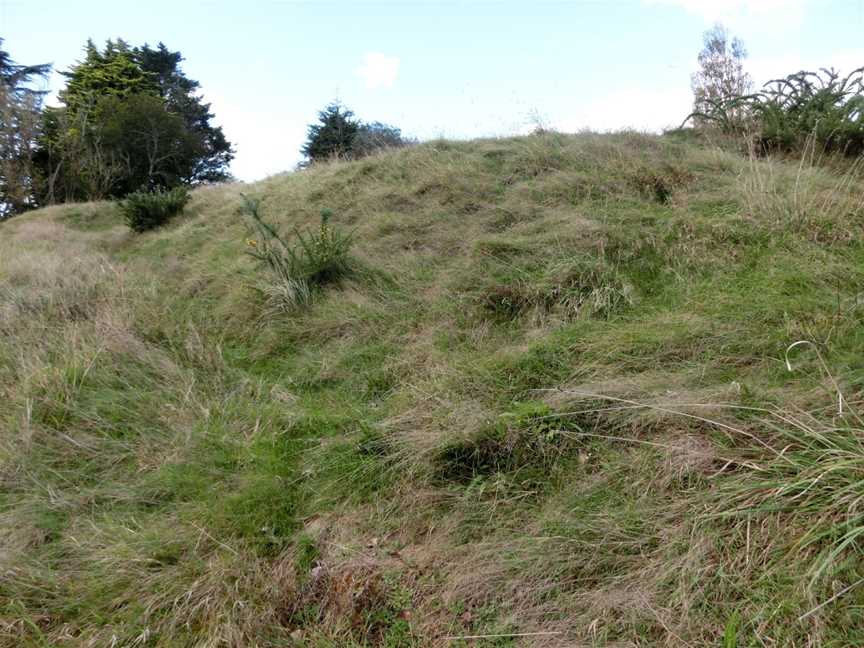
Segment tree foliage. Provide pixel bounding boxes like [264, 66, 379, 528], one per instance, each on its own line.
[96, 93, 203, 193]
[353, 121, 413, 158]
[301, 102, 360, 162]
[58, 39, 157, 112]
[0, 38, 50, 218]
[690, 24, 753, 129]
[33, 39, 233, 205]
[135, 43, 233, 183]
[686, 66, 864, 156]
[685, 24, 864, 157]
[301, 102, 411, 163]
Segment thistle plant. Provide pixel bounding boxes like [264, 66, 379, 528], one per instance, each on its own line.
[239, 195, 354, 309]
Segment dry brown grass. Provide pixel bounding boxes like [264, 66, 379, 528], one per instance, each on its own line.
[741, 142, 864, 242]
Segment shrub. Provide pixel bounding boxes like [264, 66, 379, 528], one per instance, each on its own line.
[239, 195, 354, 310]
[632, 164, 694, 204]
[756, 67, 864, 155]
[352, 122, 414, 158]
[121, 186, 190, 232]
[685, 66, 864, 157]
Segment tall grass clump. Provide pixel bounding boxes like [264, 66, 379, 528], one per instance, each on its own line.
[239, 195, 354, 310]
[121, 186, 190, 232]
[725, 406, 864, 585]
[477, 258, 633, 322]
[717, 343, 864, 597]
[741, 134, 864, 239]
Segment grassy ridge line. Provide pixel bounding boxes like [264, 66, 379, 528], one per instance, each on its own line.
[2, 132, 864, 646]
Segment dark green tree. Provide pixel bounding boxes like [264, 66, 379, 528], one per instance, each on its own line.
[34, 39, 233, 204]
[301, 102, 359, 162]
[133, 43, 233, 183]
[96, 93, 201, 194]
[59, 39, 157, 112]
[301, 102, 412, 164]
[0, 39, 51, 96]
[353, 121, 413, 158]
[0, 38, 50, 217]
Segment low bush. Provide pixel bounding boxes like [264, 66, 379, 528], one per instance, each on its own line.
[121, 186, 190, 232]
[240, 196, 354, 310]
[352, 121, 414, 158]
[632, 164, 694, 204]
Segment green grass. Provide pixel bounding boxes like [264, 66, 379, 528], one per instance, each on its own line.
[3, 132, 864, 646]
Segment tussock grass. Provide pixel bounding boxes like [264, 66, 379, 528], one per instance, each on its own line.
[741, 138, 864, 242]
[3, 131, 864, 646]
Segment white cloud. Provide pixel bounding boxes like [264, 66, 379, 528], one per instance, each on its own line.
[356, 52, 400, 89]
[553, 86, 693, 134]
[206, 91, 305, 181]
[747, 49, 864, 86]
[643, 0, 808, 29]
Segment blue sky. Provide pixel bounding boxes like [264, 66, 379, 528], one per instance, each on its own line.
[2, 0, 863, 181]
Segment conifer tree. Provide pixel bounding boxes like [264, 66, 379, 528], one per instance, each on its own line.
[34, 39, 232, 204]
[301, 102, 360, 162]
[0, 38, 50, 217]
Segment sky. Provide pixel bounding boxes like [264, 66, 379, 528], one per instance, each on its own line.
[2, 0, 863, 181]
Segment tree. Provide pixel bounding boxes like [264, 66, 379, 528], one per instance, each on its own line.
[301, 102, 359, 162]
[301, 103, 411, 163]
[690, 24, 753, 128]
[0, 39, 50, 218]
[353, 121, 413, 158]
[133, 43, 233, 183]
[96, 93, 199, 194]
[59, 39, 158, 112]
[34, 39, 233, 204]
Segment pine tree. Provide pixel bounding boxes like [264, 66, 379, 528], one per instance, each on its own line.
[301, 102, 360, 162]
[59, 39, 158, 113]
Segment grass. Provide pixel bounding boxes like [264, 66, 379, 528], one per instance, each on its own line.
[3, 131, 864, 645]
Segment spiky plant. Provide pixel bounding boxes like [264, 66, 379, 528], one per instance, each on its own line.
[684, 66, 864, 156]
[239, 195, 354, 309]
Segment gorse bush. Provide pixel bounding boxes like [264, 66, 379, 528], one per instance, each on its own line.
[239, 195, 354, 309]
[121, 186, 190, 232]
[686, 66, 864, 156]
[756, 67, 864, 155]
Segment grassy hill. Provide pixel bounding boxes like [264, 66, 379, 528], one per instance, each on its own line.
[3, 131, 864, 646]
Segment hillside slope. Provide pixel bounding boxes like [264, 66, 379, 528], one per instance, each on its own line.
[3, 132, 864, 646]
